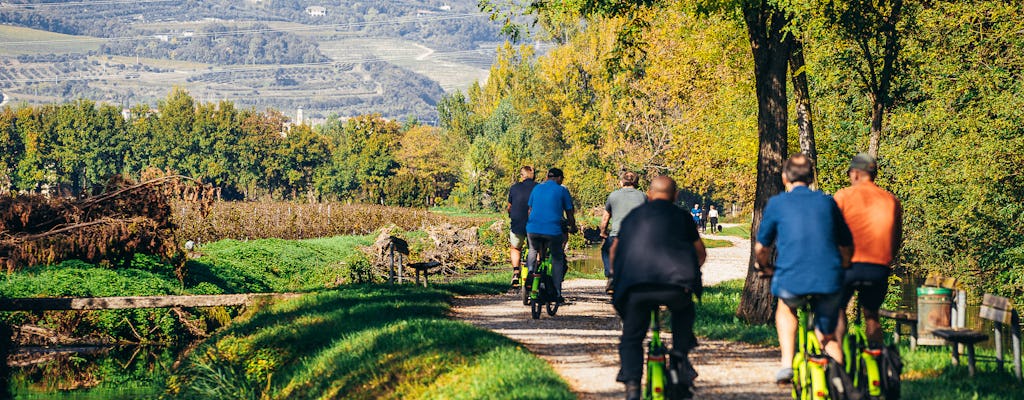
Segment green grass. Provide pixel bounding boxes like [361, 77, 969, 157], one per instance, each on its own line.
[898, 346, 1024, 399]
[703, 238, 732, 248]
[0, 25, 103, 54]
[693, 279, 1024, 399]
[428, 206, 503, 220]
[169, 278, 573, 399]
[185, 235, 375, 293]
[694, 279, 777, 346]
[718, 225, 751, 239]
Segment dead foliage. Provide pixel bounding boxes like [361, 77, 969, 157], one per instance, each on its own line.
[0, 169, 217, 273]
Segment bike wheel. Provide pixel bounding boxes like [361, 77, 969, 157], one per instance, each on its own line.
[530, 300, 542, 319]
[520, 280, 530, 306]
[648, 361, 667, 400]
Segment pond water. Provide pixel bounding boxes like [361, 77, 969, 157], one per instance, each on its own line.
[567, 245, 604, 276]
[5, 345, 176, 399]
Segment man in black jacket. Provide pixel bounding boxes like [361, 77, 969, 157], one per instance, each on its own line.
[611, 176, 707, 400]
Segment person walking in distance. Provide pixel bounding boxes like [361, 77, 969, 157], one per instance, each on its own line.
[707, 205, 719, 233]
[754, 154, 853, 383]
[526, 168, 576, 303]
[833, 153, 903, 345]
[507, 166, 537, 287]
[600, 171, 647, 294]
[612, 176, 707, 400]
[690, 203, 702, 232]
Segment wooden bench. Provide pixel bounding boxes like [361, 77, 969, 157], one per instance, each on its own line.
[932, 294, 1021, 379]
[408, 261, 442, 287]
[879, 308, 918, 350]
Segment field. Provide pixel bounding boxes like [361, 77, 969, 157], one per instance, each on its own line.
[0, 25, 104, 55]
[0, 24, 491, 120]
[319, 37, 492, 92]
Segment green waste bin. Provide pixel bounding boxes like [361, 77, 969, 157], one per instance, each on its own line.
[916, 287, 952, 346]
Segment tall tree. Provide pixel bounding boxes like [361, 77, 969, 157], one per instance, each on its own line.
[790, 39, 817, 163]
[733, 0, 793, 324]
[823, 0, 907, 158]
[481, 0, 792, 322]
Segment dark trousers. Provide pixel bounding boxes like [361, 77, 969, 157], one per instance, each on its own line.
[617, 286, 696, 382]
[527, 233, 567, 297]
[601, 236, 616, 278]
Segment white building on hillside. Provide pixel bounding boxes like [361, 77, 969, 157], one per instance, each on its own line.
[306, 6, 326, 16]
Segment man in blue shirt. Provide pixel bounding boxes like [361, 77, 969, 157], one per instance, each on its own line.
[690, 203, 702, 228]
[526, 167, 576, 303]
[755, 154, 853, 384]
[507, 166, 537, 286]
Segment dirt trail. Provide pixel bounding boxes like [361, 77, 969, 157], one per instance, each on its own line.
[451, 229, 789, 399]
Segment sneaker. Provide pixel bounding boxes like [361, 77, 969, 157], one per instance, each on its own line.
[605, 278, 615, 294]
[775, 367, 793, 384]
[510, 275, 520, 286]
[557, 296, 567, 305]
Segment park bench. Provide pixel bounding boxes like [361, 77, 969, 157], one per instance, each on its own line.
[879, 275, 960, 350]
[408, 261, 442, 287]
[879, 308, 918, 350]
[931, 293, 1021, 379]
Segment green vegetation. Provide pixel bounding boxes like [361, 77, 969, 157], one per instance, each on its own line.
[702, 238, 732, 249]
[168, 279, 572, 399]
[718, 225, 751, 240]
[0, 256, 187, 343]
[694, 280, 777, 346]
[696, 280, 1024, 399]
[185, 235, 376, 293]
[0, 25, 102, 55]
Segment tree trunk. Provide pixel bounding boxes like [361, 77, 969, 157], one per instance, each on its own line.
[868, 90, 884, 159]
[737, 1, 792, 325]
[790, 40, 816, 163]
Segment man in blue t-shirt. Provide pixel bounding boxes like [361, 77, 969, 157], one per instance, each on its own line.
[755, 154, 853, 384]
[526, 167, 576, 303]
[507, 166, 537, 286]
[690, 204, 702, 231]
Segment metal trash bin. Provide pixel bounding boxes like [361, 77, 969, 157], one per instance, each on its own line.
[917, 286, 952, 345]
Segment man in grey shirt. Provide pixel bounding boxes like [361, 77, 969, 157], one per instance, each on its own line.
[600, 171, 647, 293]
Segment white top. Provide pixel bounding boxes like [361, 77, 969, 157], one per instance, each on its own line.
[708, 209, 719, 218]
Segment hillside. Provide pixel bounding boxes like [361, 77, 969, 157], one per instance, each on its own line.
[0, 0, 503, 121]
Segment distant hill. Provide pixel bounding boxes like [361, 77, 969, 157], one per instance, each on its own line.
[0, 0, 504, 121]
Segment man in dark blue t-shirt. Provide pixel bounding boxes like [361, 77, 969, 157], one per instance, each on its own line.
[755, 154, 853, 384]
[611, 176, 706, 400]
[507, 166, 537, 286]
[526, 167, 576, 302]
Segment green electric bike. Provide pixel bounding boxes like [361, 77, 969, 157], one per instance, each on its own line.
[643, 309, 694, 400]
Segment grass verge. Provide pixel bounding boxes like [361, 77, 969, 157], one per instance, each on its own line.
[718, 225, 751, 239]
[168, 277, 573, 400]
[696, 279, 1024, 399]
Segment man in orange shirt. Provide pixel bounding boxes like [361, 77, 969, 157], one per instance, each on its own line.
[833, 153, 903, 344]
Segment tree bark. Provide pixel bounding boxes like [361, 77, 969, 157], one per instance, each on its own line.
[790, 40, 816, 163]
[868, 97, 883, 158]
[737, 1, 792, 324]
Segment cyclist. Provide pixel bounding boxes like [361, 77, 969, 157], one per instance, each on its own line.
[754, 154, 853, 384]
[507, 166, 537, 286]
[833, 153, 903, 345]
[611, 176, 707, 400]
[600, 171, 647, 294]
[526, 167, 576, 304]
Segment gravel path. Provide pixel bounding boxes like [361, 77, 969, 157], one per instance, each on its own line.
[451, 228, 789, 400]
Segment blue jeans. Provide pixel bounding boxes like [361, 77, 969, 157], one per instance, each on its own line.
[601, 236, 616, 278]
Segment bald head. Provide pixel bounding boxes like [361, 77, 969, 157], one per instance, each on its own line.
[647, 175, 678, 202]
